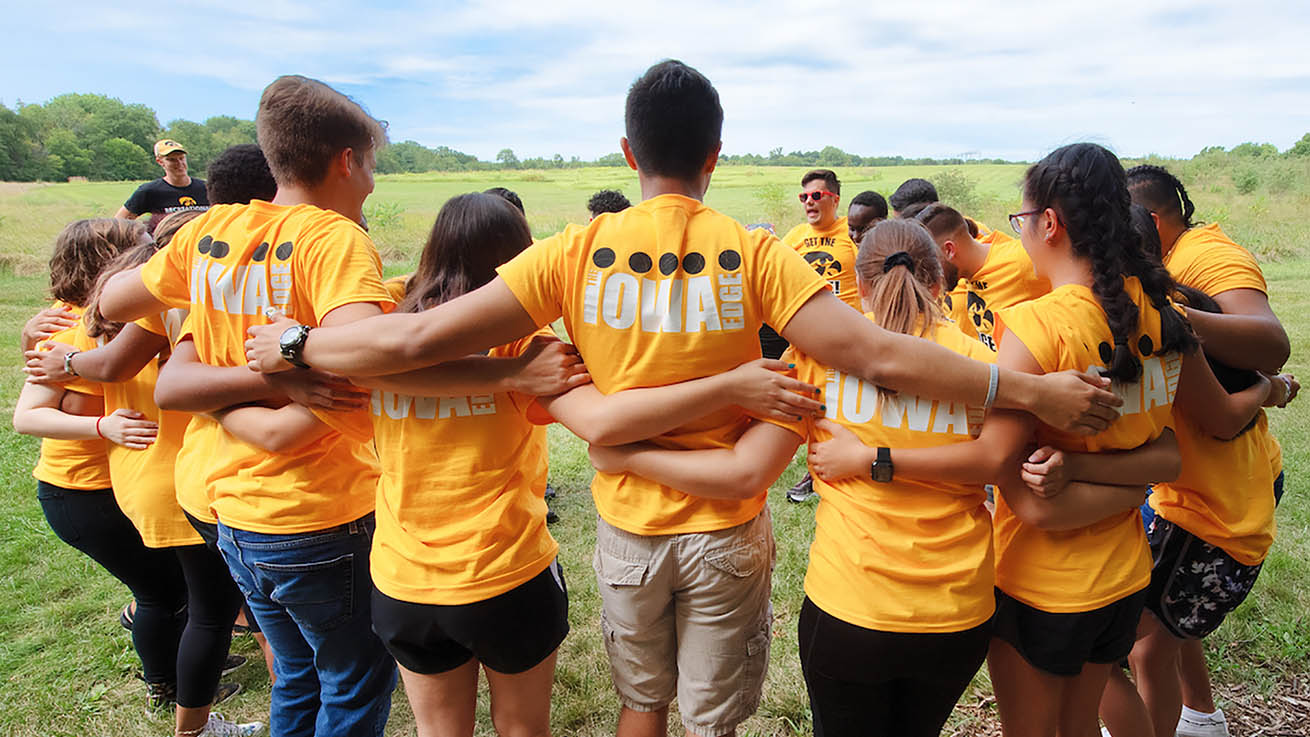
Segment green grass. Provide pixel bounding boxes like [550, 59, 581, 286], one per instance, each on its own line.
[0, 165, 1307, 736]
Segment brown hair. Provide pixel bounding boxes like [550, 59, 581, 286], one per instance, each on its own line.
[914, 202, 969, 241]
[151, 210, 203, 248]
[256, 75, 388, 187]
[398, 193, 533, 313]
[855, 220, 946, 404]
[49, 219, 147, 307]
[84, 241, 161, 340]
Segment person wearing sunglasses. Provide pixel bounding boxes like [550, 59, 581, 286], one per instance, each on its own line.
[915, 203, 1050, 352]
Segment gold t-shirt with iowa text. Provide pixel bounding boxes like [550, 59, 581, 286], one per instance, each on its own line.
[139, 201, 394, 534]
[779, 317, 996, 633]
[782, 216, 861, 309]
[992, 278, 1178, 612]
[497, 194, 829, 535]
[942, 232, 1049, 351]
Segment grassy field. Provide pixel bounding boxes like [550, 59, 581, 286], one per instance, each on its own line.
[0, 163, 1307, 736]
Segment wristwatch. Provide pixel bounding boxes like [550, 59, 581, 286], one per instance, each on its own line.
[278, 324, 313, 369]
[870, 447, 894, 483]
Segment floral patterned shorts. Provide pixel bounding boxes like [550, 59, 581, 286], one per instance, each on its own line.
[1144, 516, 1263, 639]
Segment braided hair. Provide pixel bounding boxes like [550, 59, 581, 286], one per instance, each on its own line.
[1125, 164, 1196, 229]
[1023, 144, 1197, 382]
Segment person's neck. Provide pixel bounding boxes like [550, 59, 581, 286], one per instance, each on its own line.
[637, 172, 707, 202]
[271, 182, 356, 220]
[1158, 220, 1188, 261]
[812, 214, 838, 232]
[955, 237, 989, 279]
[1045, 257, 1094, 291]
[163, 172, 191, 188]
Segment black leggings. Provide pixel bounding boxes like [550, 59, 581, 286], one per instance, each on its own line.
[184, 511, 260, 635]
[798, 597, 991, 737]
[37, 482, 186, 685]
[174, 544, 245, 707]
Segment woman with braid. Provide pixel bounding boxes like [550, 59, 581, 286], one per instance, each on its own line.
[1114, 165, 1294, 737]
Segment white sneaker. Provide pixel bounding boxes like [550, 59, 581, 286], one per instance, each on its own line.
[1176, 706, 1230, 737]
[193, 713, 264, 737]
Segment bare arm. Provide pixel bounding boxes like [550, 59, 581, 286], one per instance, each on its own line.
[13, 382, 157, 449]
[1187, 288, 1290, 372]
[1175, 348, 1270, 440]
[540, 358, 822, 446]
[115, 206, 138, 220]
[247, 279, 540, 376]
[587, 421, 803, 500]
[100, 265, 167, 322]
[779, 290, 1122, 436]
[1020, 430, 1180, 496]
[211, 403, 333, 453]
[353, 335, 590, 397]
[25, 324, 168, 384]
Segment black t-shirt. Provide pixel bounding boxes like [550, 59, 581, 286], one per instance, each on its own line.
[123, 178, 210, 218]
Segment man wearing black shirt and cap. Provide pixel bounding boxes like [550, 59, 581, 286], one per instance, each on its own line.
[115, 139, 209, 230]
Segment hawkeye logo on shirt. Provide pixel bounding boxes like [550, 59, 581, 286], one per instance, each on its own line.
[824, 368, 983, 437]
[188, 237, 293, 316]
[803, 251, 843, 295]
[371, 390, 498, 420]
[581, 246, 747, 333]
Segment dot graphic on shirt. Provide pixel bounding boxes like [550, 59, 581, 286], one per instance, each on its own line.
[658, 253, 679, 276]
[593, 248, 616, 268]
[251, 242, 270, 262]
[275, 242, 294, 260]
[718, 250, 741, 270]
[1098, 342, 1114, 365]
[209, 241, 230, 259]
[629, 252, 653, 273]
[1138, 335, 1155, 357]
[682, 253, 706, 274]
[197, 235, 212, 255]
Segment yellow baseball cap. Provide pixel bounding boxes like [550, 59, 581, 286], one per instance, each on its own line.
[154, 139, 186, 157]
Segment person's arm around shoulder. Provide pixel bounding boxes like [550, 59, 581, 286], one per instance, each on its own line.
[25, 324, 169, 384]
[781, 289, 1121, 436]
[1187, 288, 1290, 373]
[13, 381, 157, 449]
[211, 403, 332, 453]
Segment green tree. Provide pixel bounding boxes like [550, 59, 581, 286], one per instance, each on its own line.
[1287, 133, 1310, 157]
[496, 148, 520, 169]
[95, 137, 151, 180]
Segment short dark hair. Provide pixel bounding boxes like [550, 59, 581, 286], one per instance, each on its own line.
[625, 60, 723, 181]
[587, 189, 632, 217]
[256, 75, 387, 187]
[849, 190, 888, 219]
[889, 178, 938, 212]
[914, 202, 969, 240]
[1126, 164, 1196, 228]
[484, 187, 524, 214]
[801, 169, 840, 196]
[206, 144, 277, 205]
[896, 202, 931, 220]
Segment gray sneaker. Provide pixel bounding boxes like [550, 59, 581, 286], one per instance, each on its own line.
[786, 473, 816, 503]
[191, 712, 264, 736]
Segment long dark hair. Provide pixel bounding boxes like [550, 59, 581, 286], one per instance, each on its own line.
[398, 193, 533, 313]
[1023, 143, 1197, 381]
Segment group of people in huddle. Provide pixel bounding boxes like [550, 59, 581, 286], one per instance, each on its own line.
[12, 58, 1297, 737]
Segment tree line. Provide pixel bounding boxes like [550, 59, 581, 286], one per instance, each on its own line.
[2, 93, 1308, 182]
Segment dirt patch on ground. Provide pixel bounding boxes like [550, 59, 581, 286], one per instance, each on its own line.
[944, 675, 1310, 736]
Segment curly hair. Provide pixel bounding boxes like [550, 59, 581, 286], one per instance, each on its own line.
[1023, 144, 1197, 381]
[587, 189, 632, 217]
[1126, 164, 1196, 229]
[84, 241, 161, 340]
[207, 144, 277, 205]
[49, 219, 147, 307]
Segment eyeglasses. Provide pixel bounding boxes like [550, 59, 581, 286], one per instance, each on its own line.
[1009, 209, 1042, 234]
[799, 190, 839, 203]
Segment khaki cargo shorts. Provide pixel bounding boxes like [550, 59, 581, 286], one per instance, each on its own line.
[592, 508, 776, 737]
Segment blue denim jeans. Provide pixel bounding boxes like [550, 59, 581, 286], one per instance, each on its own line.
[217, 515, 396, 737]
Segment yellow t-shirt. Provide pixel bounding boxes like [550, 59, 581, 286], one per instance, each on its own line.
[789, 317, 996, 633]
[31, 307, 113, 490]
[138, 201, 393, 534]
[781, 216, 861, 309]
[992, 278, 1178, 612]
[942, 233, 1050, 351]
[497, 193, 829, 535]
[102, 310, 203, 548]
[1151, 223, 1280, 564]
[370, 327, 557, 606]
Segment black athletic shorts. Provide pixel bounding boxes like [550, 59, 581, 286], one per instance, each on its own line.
[1144, 515, 1264, 640]
[992, 587, 1146, 676]
[372, 559, 569, 675]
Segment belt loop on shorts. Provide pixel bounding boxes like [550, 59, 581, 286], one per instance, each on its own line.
[348, 519, 360, 535]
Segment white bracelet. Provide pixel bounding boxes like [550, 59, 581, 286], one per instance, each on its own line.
[983, 363, 999, 411]
[1279, 375, 1293, 404]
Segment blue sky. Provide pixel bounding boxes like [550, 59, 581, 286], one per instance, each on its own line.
[5, 0, 1308, 161]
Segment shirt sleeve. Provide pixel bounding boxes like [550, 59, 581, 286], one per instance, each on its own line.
[993, 301, 1059, 375]
[1176, 243, 1268, 297]
[496, 232, 568, 327]
[752, 233, 830, 332]
[296, 219, 396, 324]
[139, 224, 197, 308]
[122, 182, 153, 215]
